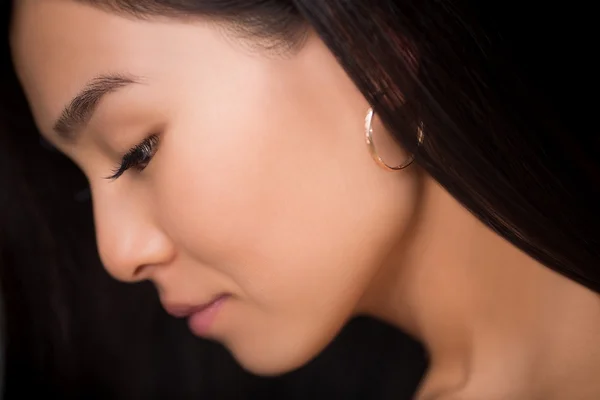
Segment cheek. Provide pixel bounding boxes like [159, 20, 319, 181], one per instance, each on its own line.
[149, 40, 416, 322]
[154, 111, 414, 311]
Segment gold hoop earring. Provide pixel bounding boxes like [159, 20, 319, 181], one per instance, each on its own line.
[364, 107, 423, 171]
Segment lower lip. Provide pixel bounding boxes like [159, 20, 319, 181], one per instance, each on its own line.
[188, 295, 228, 337]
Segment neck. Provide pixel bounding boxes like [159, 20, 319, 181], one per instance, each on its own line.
[358, 177, 600, 400]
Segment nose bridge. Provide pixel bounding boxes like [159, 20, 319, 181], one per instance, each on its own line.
[92, 184, 174, 282]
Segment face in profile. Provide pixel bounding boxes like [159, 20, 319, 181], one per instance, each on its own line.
[11, 0, 419, 375]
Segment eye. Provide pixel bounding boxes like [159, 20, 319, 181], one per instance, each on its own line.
[106, 134, 160, 180]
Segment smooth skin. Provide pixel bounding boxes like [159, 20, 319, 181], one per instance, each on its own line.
[11, 1, 600, 399]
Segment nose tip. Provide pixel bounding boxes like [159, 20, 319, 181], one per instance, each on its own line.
[91, 183, 176, 283]
[98, 229, 175, 282]
[104, 231, 175, 282]
[92, 198, 176, 283]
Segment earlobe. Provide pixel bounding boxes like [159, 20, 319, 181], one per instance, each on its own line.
[364, 107, 423, 171]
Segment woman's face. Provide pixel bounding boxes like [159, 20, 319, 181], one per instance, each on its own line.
[11, 0, 418, 374]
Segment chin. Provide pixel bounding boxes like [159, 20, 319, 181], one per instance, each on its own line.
[226, 345, 316, 377]
[223, 331, 335, 377]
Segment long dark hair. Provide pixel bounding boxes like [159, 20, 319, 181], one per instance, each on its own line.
[1, 0, 597, 397]
[299, 1, 599, 291]
[63, 0, 599, 291]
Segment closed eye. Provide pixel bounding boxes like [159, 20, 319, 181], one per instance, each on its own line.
[106, 134, 160, 180]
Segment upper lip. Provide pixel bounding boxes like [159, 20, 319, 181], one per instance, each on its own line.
[162, 294, 229, 318]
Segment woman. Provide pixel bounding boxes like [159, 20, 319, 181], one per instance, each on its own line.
[3, 0, 599, 399]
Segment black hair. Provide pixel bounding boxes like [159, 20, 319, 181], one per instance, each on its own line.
[65, 0, 599, 290]
[1, 0, 597, 397]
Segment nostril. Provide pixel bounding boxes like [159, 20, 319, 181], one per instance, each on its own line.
[132, 263, 151, 280]
[94, 201, 176, 283]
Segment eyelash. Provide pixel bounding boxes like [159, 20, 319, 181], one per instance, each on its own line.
[106, 134, 160, 180]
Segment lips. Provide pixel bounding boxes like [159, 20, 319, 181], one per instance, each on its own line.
[163, 294, 229, 318]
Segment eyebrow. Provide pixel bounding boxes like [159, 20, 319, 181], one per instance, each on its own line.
[52, 73, 141, 140]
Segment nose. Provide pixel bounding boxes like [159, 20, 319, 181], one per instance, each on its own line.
[92, 184, 176, 283]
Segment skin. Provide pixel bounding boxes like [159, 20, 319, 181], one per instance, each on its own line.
[10, 1, 600, 398]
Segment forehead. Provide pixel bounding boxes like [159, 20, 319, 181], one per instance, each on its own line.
[9, 0, 218, 134]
